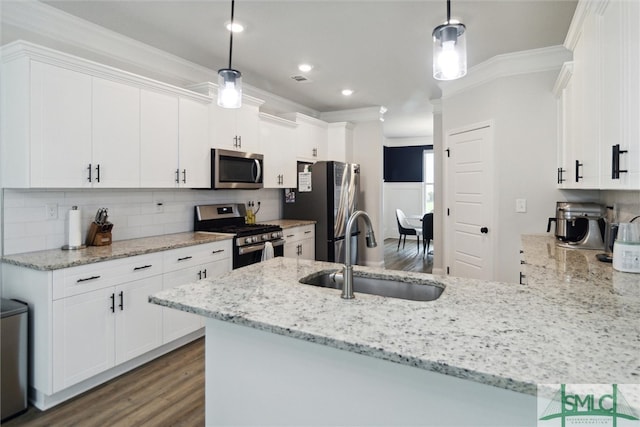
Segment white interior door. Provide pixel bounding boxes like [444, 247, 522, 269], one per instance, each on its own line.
[446, 124, 494, 280]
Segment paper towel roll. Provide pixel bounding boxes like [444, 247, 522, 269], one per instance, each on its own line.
[68, 206, 82, 248]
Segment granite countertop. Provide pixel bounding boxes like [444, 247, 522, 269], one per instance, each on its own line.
[265, 219, 316, 229]
[521, 233, 639, 291]
[1, 232, 233, 271]
[150, 242, 640, 398]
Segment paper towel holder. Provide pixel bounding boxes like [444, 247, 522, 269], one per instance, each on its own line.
[62, 206, 87, 250]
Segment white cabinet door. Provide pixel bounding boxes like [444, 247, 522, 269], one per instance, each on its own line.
[52, 287, 115, 392]
[211, 98, 262, 153]
[114, 276, 163, 365]
[599, 0, 640, 189]
[179, 98, 211, 188]
[569, 13, 600, 188]
[235, 103, 261, 153]
[140, 89, 179, 188]
[30, 61, 92, 188]
[162, 264, 208, 343]
[260, 114, 297, 188]
[92, 78, 141, 187]
[283, 225, 315, 260]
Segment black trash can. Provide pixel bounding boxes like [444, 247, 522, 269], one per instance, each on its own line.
[1, 298, 28, 421]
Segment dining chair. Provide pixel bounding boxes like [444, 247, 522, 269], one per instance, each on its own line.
[422, 213, 434, 257]
[395, 209, 421, 251]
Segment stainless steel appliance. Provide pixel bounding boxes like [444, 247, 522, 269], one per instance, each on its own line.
[211, 149, 263, 189]
[194, 204, 283, 269]
[547, 202, 606, 250]
[1, 299, 28, 421]
[282, 161, 360, 264]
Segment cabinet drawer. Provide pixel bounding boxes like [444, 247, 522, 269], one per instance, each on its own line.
[53, 253, 162, 299]
[163, 241, 230, 273]
[283, 225, 315, 242]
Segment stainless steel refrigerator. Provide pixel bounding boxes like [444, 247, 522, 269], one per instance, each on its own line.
[283, 161, 360, 264]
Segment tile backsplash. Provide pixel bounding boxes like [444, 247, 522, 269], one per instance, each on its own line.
[600, 190, 640, 222]
[2, 188, 283, 255]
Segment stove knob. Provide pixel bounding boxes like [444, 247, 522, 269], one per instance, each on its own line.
[271, 232, 279, 239]
[245, 237, 254, 244]
[262, 234, 270, 241]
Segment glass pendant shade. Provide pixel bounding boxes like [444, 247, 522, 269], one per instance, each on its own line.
[432, 22, 467, 81]
[217, 68, 242, 109]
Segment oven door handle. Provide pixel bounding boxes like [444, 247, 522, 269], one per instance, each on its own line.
[237, 239, 285, 255]
[238, 243, 266, 255]
[270, 239, 285, 247]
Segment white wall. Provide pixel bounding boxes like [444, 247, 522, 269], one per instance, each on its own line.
[352, 121, 385, 267]
[2, 188, 282, 255]
[442, 70, 568, 283]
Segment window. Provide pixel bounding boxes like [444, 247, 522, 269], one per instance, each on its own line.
[423, 150, 434, 213]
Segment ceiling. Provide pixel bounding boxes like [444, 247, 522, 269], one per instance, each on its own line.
[38, 0, 577, 137]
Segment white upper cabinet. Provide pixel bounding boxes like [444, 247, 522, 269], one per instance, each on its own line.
[187, 82, 264, 153]
[92, 78, 141, 187]
[259, 113, 297, 188]
[210, 99, 262, 153]
[0, 41, 212, 189]
[327, 122, 354, 163]
[598, 0, 640, 189]
[178, 98, 211, 188]
[558, 0, 640, 190]
[281, 113, 329, 162]
[7, 60, 93, 188]
[140, 89, 179, 188]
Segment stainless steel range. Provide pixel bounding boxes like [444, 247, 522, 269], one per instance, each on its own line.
[194, 204, 284, 269]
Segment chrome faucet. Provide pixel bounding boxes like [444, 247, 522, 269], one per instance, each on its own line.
[338, 210, 377, 299]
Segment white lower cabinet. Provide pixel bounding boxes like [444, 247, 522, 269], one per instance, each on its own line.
[52, 275, 163, 392]
[283, 225, 315, 260]
[1, 238, 232, 410]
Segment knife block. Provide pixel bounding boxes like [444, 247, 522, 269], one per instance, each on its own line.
[86, 222, 113, 246]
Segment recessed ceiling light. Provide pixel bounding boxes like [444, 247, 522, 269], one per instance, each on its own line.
[341, 89, 354, 96]
[298, 64, 313, 73]
[226, 22, 244, 33]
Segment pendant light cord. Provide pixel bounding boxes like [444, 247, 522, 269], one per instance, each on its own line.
[228, 0, 235, 69]
[446, 0, 451, 24]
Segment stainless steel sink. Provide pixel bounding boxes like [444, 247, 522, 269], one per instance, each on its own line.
[299, 271, 444, 301]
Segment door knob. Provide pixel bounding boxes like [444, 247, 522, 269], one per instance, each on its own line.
[480, 227, 489, 234]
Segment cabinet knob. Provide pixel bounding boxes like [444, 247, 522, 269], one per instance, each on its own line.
[480, 227, 489, 234]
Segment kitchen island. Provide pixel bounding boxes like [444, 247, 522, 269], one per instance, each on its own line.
[149, 235, 640, 426]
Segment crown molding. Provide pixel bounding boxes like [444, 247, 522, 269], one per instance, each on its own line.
[1, 0, 319, 116]
[1, 40, 212, 103]
[280, 112, 329, 128]
[258, 112, 298, 128]
[319, 106, 387, 123]
[439, 45, 572, 99]
[552, 62, 574, 98]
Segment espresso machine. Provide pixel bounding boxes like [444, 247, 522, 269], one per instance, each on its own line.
[547, 202, 606, 250]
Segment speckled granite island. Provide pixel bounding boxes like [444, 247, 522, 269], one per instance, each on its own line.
[150, 235, 640, 426]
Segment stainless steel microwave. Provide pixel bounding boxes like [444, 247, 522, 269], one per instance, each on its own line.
[211, 149, 263, 189]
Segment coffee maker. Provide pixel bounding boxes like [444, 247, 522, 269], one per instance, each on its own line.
[547, 202, 606, 250]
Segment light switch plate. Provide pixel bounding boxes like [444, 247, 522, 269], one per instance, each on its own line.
[515, 198, 527, 213]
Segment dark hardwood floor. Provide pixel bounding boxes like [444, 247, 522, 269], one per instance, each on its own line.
[383, 237, 433, 273]
[4, 338, 206, 427]
[5, 241, 430, 426]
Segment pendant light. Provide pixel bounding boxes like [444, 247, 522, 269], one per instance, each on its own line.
[218, 0, 242, 108]
[432, 0, 467, 81]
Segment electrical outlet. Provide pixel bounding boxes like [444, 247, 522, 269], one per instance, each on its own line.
[45, 203, 58, 220]
[515, 198, 527, 213]
[155, 202, 164, 213]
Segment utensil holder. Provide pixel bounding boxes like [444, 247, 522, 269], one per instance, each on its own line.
[86, 222, 113, 246]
